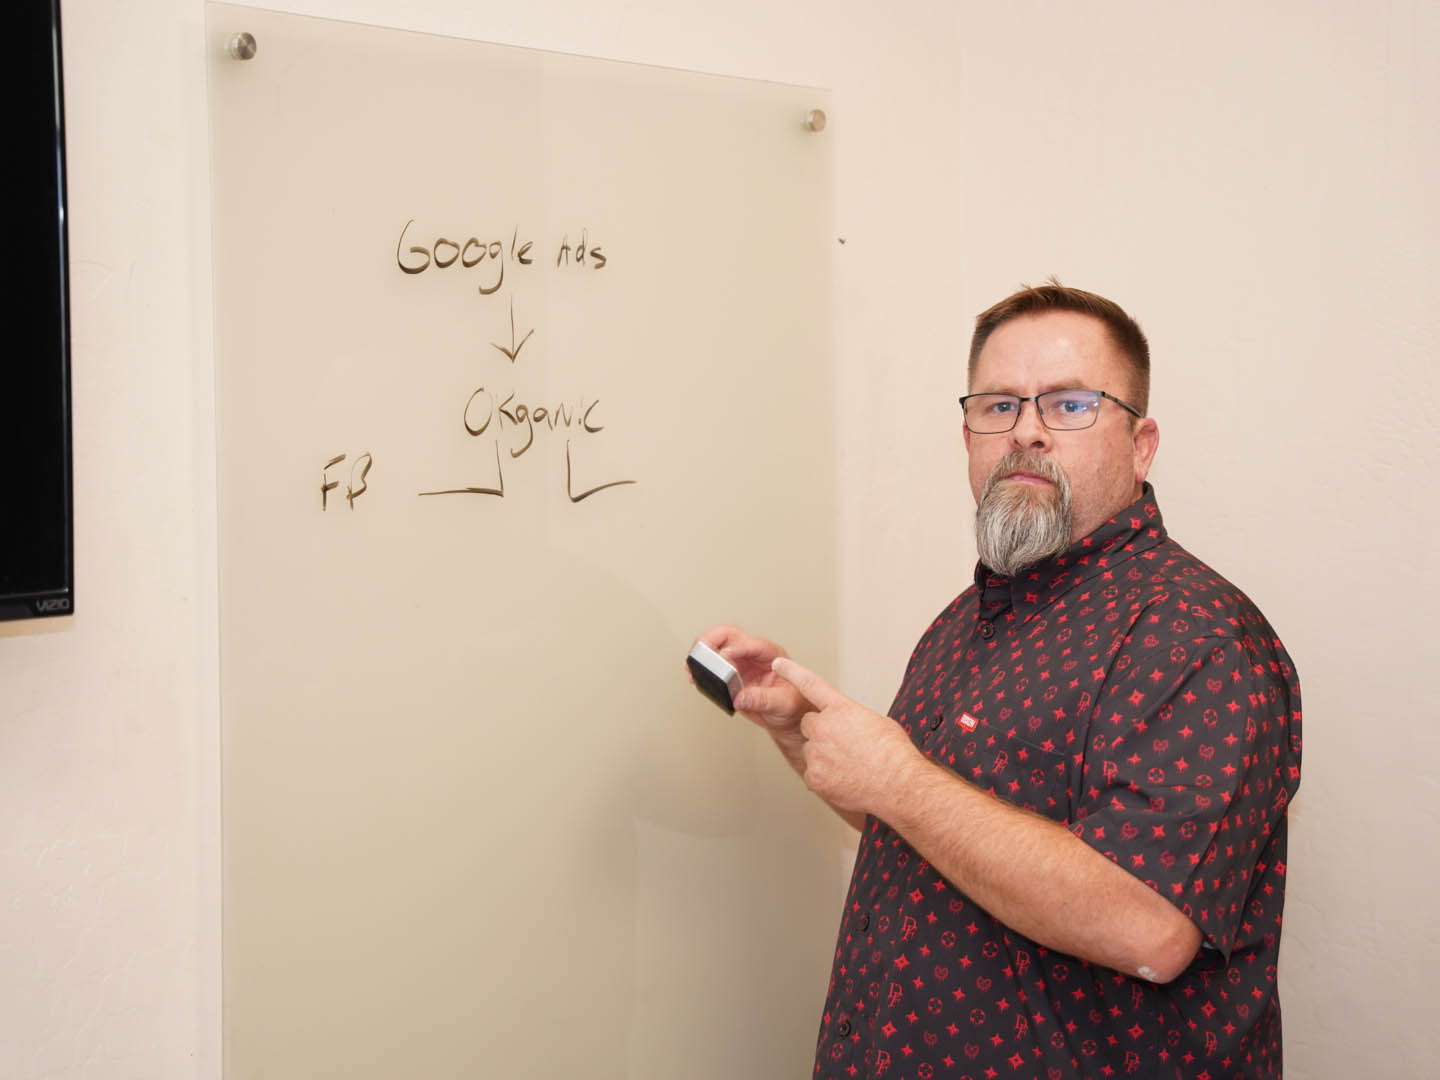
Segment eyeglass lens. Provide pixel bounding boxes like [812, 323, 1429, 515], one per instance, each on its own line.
[963, 390, 1103, 432]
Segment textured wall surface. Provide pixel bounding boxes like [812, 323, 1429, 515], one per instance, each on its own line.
[1, 1, 1435, 1077]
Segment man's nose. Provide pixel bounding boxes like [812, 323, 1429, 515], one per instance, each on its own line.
[1009, 398, 1051, 449]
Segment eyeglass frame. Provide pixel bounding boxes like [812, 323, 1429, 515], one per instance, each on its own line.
[957, 388, 1144, 433]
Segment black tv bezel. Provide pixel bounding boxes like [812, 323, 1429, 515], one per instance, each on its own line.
[2, 0, 74, 622]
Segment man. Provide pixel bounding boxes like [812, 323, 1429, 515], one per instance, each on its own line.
[697, 283, 1301, 1079]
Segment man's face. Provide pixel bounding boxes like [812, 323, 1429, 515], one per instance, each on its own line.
[965, 310, 1160, 549]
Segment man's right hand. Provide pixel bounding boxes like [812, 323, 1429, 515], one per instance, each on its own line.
[693, 625, 868, 833]
[691, 625, 808, 739]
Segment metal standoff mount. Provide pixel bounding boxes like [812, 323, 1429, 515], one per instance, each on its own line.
[804, 108, 827, 133]
[226, 32, 257, 60]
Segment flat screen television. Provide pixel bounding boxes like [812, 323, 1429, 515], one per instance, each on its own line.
[2, 0, 74, 621]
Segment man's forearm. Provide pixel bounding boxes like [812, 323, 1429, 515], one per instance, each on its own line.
[876, 753, 1201, 983]
[763, 654, 1200, 977]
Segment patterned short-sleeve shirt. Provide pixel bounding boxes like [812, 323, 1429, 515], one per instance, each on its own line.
[814, 486, 1302, 1080]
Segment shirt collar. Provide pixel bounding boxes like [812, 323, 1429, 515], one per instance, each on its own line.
[972, 483, 1168, 622]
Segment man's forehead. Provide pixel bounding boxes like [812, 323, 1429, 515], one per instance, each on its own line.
[981, 310, 1112, 357]
[971, 311, 1122, 387]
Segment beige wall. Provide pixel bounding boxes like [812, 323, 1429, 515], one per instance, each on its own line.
[1, 1, 1434, 1077]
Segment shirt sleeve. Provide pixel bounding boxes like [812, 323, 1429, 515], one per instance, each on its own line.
[1069, 630, 1301, 958]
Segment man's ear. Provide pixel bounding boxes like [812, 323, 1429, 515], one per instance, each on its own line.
[963, 425, 972, 454]
[1132, 417, 1160, 484]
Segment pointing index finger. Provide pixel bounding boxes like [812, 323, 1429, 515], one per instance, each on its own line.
[771, 656, 843, 709]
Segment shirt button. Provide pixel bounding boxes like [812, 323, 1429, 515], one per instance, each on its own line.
[978, 620, 995, 640]
[928, 713, 943, 730]
[838, 1019, 852, 1036]
[858, 913, 870, 931]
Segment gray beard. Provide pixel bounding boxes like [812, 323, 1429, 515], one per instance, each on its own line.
[974, 452, 1074, 577]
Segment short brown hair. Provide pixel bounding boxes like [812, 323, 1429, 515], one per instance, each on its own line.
[968, 278, 1150, 415]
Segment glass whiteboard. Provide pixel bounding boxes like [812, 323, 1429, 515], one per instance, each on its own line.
[207, 5, 839, 1078]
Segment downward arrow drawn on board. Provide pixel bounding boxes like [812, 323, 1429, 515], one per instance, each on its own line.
[492, 297, 535, 363]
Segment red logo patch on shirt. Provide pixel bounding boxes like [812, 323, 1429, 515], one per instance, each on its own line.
[959, 712, 979, 731]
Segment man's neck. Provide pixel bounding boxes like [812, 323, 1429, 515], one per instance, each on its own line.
[1068, 484, 1145, 546]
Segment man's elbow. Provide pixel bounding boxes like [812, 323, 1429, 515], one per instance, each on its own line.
[1135, 915, 1204, 984]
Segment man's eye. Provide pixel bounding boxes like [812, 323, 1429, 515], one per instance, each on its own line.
[1048, 393, 1097, 415]
[986, 399, 1017, 415]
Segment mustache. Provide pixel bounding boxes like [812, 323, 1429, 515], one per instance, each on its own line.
[981, 451, 1068, 497]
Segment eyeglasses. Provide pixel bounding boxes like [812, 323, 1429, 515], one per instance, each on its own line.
[958, 389, 1143, 433]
